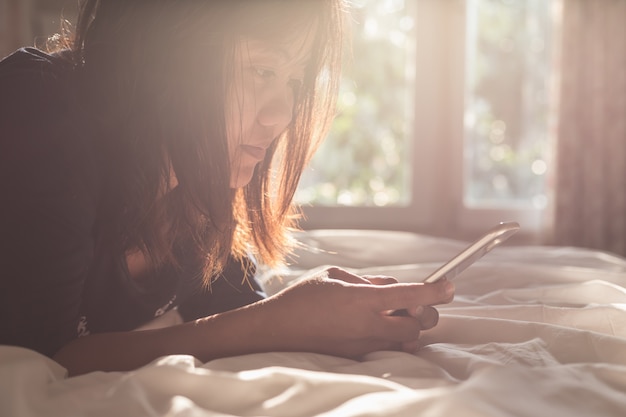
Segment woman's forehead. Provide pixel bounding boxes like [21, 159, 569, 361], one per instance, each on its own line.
[233, 1, 321, 49]
[239, 37, 314, 66]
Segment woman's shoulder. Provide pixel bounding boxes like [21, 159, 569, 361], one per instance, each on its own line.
[0, 47, 73, 77]
[0, 47, 77, 109]
[0, 47, 100, 197]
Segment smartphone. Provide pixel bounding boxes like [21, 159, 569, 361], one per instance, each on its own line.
[422, 221, 520, 283]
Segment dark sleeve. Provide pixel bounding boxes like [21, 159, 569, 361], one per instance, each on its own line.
[0, 49, 99, 357]
[177, 256, 266, 321]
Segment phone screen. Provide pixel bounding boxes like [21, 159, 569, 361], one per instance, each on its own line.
[389, 222, 519, 316]
[422, 221, 520, 283]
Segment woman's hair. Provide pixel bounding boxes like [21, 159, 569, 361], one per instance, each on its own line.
[61, 0, 347, 284]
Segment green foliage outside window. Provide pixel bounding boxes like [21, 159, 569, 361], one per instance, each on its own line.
[296, 0, 413, 207]
[296, 0, 554, 210]
[465, 0, 554, 208]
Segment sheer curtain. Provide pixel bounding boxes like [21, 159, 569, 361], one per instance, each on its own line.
[552, 0, 626, 256]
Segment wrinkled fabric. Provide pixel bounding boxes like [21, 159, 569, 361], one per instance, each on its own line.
[1, 229, 625, 417]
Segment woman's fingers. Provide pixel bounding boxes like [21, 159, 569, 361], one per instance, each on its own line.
[320, 269, 452, 335]
[372, 279, 454, 313]
[372, 308, 436, 352]
[325, 267, 399, 286]
[416, 306, 439, 329]
[326, 267, 371, 284]
[362, 275, 398, 285]
[276, 271, 453, 358]
[401, 339, 421, 353]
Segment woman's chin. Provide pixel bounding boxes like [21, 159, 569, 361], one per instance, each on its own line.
[229, 169, 255, 189]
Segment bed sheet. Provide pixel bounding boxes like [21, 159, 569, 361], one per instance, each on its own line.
[1, 229, 626, 417]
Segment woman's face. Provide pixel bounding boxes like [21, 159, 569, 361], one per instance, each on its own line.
[226, 32, 314, 188]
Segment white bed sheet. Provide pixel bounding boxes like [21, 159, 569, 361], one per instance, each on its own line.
[2, 229, 626, 417]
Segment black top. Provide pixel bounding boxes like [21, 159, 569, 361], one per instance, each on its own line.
[0, 48, 265, 358]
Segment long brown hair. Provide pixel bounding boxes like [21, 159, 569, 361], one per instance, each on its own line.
[63, 0, 347, 284]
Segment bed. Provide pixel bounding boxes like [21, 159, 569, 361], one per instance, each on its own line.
[2, 228, 626, 417]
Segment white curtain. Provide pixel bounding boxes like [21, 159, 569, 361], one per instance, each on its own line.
[553, 0, 626, 256]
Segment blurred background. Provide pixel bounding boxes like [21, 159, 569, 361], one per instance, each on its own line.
[0, 0, 76, 55]
[1, 0, 625, 256]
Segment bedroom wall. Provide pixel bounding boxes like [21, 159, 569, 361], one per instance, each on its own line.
[0, 0, 77, 59]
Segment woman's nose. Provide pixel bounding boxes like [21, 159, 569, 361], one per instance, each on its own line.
[256, 89, 294, 131]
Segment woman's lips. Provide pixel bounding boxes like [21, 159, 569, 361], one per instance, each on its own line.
[240, 144, 267, 161]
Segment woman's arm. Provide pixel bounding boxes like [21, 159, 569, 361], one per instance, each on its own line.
[53, 269, 454, 376]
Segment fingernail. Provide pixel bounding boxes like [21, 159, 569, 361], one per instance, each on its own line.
[444, 280, 455, 297]
[414, 305, 424, 316]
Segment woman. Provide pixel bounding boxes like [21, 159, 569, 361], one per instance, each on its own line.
[0, 0, 454, 376]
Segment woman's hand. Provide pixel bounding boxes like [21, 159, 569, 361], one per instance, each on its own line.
[254, 267, 454, 358]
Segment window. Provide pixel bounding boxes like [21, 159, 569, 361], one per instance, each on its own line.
[296, 0, 415, 208]
[297, 0, 560, 243]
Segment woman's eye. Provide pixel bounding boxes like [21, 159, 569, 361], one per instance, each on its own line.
[250, 66, 303, 94]
[253, 67, 275, 80]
